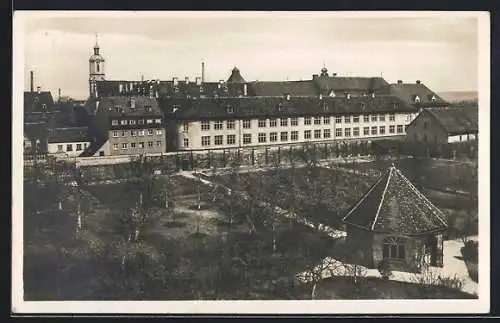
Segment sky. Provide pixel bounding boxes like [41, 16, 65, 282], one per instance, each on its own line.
[17, 12, 481, 100]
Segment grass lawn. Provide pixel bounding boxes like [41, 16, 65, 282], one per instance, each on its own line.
[297, 276, 477, 299]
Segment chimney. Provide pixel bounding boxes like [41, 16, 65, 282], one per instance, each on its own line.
[332, 73, 338, 77]
[173, 77, 178, 86]
[416, 80, 421, 84]
[397, 80, 403, 84]
[195, 77, 201, 86]
[201, 62, 205, 83]
[243, 84, 248, 96]
[37, 86, 41, 94]
[58, 88, 61, 100]
[185, 76, 189, 84]
[30, 71, 34, 92]
[218, 80, 224, 89]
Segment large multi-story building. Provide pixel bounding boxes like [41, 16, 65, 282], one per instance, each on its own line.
[164, 95, 418, 151]
[84, 96, 166, 157]
[84, 41, 448, 155]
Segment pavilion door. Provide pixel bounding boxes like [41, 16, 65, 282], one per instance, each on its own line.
[426, 235, 438, 267]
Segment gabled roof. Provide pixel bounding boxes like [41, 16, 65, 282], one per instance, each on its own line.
[47, 127, 91, 144]
[163, 95, 416, 120]
[248, 80, 318, 97]
[342, 165, 448, 235]
[313, 76, 389, 94]
[388, 83, 448, 106]
[227, 67, 247, 84]
[94, 96, 162, 117]
[24, 91, 55, 113]
[426, 106, 478, 135]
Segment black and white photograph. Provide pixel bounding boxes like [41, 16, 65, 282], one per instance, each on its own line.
[12, 11, 490, 314]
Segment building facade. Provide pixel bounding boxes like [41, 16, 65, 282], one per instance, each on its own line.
[85, 96, 166, 157]
[165, 96, 419, 151]
[47, 127, 91, 157]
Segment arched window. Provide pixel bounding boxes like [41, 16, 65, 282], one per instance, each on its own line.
[382, 236, 406, 260]
[96, 62, 100, 73]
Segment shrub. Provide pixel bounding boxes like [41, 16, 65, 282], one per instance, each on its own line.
[377, 259, 392, 280]
[462, 240, 478, 261]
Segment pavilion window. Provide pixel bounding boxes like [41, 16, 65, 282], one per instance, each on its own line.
[382, 236, 406, 260]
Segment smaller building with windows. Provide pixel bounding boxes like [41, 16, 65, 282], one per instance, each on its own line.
[47, 127, 91, 157]
[405, 106, 478, 144]
[84, 96, 165, 156]
[342, 164, 448, 273]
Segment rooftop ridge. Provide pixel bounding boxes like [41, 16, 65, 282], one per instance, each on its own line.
[371, 166, 393, 230]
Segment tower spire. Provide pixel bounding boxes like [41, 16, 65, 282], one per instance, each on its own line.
[94, 33, 99, 48]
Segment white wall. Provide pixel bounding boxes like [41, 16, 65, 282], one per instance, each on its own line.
[48, 141, 91, 157]
[447, 133, 476, 143]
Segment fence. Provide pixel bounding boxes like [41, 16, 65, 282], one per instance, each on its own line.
[76, 141, 378, 182]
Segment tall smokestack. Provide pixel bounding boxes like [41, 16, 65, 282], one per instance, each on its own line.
[201, 61, 205, 83]
[30, 70, 34, 92]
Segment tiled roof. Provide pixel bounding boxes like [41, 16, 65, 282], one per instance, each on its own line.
[248, 81, 318, 97]
[94, 96, 163, 117]
[163, 95, 416, 120]
[24, 122, 49, 140]
[313, 76, 389, 93]
[227, 67, 247, 83]
[426, 106, 478, 135]
[24, 91, 55, 113]
[48, 127, 91, 143]
[342, 165, 448, 235]
[388, 83, 448, 106]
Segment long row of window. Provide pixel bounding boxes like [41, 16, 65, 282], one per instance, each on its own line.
[196, 125, 406, 148]
[56, 143, 87, 152]
[198, 114, 401, 131]
[113, 141, 162, 150]
[112, 129, 163, 137]
[111, 118, 162, 126]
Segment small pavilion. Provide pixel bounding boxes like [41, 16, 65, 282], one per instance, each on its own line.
[342, 164, 448, 273]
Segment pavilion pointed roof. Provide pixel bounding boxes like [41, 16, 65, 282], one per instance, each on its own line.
[342, 164, 448, 236]
[227, 66, 247, 84]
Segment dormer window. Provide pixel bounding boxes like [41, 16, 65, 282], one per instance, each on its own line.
[41, 104, 47, 110]
[286, 94, 291, 101]
[413, 95, 421, 103]
[393, 103, 399, 110]
[278, 103, 283, 111]
[200, 86, 204, 93]
[174, 87, 179, 93]
[323, 103, 329, 112]
[227, 105, 234, 114]
[429, 95, 436, 102]
[359, 102, 366, 110]
[329, 90, 336, 97]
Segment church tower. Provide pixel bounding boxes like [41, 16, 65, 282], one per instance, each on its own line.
[89, 34, 105, 98]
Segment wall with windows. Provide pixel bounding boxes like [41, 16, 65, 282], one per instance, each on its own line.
[174, 111, 417, 151]
[48, 141, 91, 157]
[108, 127, 165, 156]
